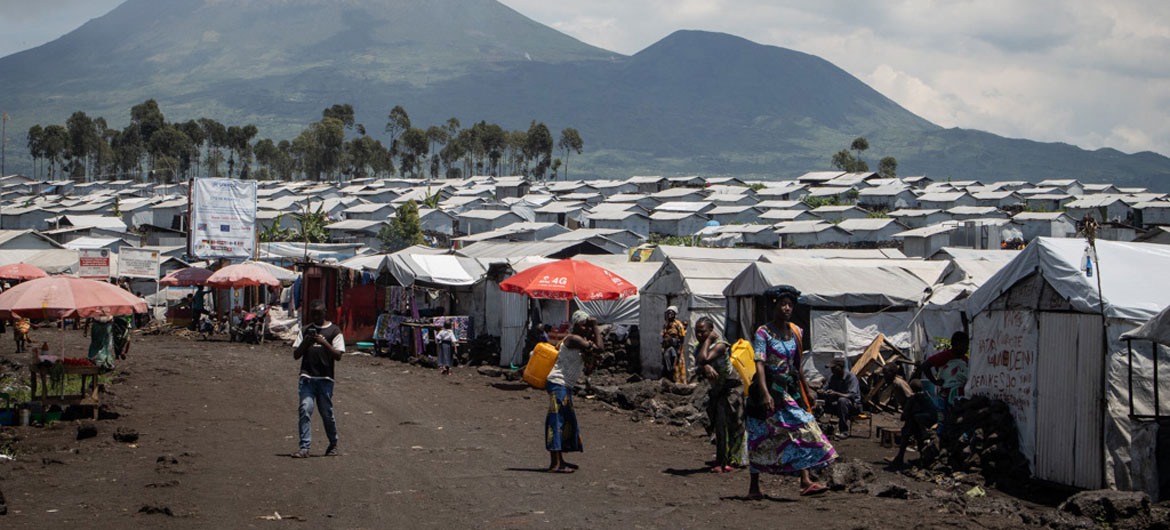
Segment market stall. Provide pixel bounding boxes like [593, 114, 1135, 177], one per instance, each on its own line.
[0, 276, 147, 420]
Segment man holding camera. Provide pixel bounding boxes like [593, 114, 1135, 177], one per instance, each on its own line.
[292, 300, 345, 458]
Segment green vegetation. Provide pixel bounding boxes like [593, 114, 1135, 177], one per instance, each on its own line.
[830, 136, 897, 178]
[24, 101, 583, 183]
[259, 214, 294, 242]
[378, 200, 425, 252]
[866, 209, 890, 219]
[295, 206, 331, 244]
[649, 234, 697, 247]
[801, 196, 841, 208]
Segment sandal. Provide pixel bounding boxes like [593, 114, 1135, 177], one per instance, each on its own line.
[800, 483, 828, 496]
[325, 444, 339, 457]
[548, 466, 576, 473]
[745, 492, 765, 501]
[291, 448, 310, 459]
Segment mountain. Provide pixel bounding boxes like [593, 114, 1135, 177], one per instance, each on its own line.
[2, 0, 1168, 189]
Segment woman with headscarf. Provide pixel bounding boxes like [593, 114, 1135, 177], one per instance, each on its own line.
[694, 316, 746, 473]
[544, 310, 603, 473]
[746, 285, 835, 498]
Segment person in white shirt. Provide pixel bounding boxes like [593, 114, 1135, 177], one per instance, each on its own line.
[436, 321, 457, 375]
[543, 310, 602, 473]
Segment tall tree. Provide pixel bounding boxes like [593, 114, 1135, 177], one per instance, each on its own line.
[66, 111, 99, 180]
[398, 127, 428, 177]
[524, 121, 554, 180]
[384, 105, 411, 155]
[26, 125, 44, 179]
[323, 104, 356, 130]
[556, 128, 583, 181]
[878, 156, 897, 179]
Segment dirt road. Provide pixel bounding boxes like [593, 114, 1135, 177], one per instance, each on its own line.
[0, 330, 1041, 528]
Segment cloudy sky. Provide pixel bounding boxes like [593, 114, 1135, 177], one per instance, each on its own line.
[2, 0, 1167, 157]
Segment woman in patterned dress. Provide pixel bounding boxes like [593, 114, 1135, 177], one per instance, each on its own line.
[746, 285, 836, 498]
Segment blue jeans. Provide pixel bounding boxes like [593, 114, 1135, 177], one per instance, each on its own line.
[298, 377, 338, 450]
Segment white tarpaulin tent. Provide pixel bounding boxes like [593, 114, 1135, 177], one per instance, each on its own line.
[571, 255, 662, 327]
[964, 238, 1170, 498]
[911, 256, 1014, 358]
[723, 258, 940, 379]
[639, 258, 754, 379]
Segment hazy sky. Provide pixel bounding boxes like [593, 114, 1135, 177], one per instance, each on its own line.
[2, 0, 1167, 157]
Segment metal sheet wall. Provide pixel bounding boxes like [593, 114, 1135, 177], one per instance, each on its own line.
[1036, 312, 1104, 489]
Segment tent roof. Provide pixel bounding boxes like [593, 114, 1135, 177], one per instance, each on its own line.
[568, 255, 662, 289]
[966, 237, 1170, 321]
[723, 259, 933, 307]
[1120, 305, 1170, 346]
[643, 258, 754, 297]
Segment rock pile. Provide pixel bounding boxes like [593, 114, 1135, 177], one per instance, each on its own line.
[585, 378, 707, 427]
[915, 396, 1031, 486]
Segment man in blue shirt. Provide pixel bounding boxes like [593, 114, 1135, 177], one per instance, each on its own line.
[820, 358, 862, 439]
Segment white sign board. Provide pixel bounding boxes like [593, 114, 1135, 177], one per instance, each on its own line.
[190, 177, 258, 260]
[967, 309, 1037, 468]
[119, 248, 160, 279]
[79, 249, 111, 279]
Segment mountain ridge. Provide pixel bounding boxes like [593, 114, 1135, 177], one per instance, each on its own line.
[1, 1, 1167, 188]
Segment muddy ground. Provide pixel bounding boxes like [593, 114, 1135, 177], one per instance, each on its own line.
[0, 329, 1162, 529]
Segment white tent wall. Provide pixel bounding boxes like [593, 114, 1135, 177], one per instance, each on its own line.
[807, 310, 916, 380]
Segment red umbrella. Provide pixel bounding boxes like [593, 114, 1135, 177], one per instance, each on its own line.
[159, 267, 214, 287]
[0, 263, 49, 281]
[0, 276, 147, 319]
[499, 259, 637, 301]
[204, 263, 281, 288]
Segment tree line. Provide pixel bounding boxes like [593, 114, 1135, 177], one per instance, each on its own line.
[24, 100, 585, 183]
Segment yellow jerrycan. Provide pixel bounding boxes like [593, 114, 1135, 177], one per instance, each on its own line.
[523, 342, 559, 389]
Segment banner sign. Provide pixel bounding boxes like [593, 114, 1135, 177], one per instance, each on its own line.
[119, 248, 160, 279]
[190, 177, 257, 260]
[79, 249, 111, 279]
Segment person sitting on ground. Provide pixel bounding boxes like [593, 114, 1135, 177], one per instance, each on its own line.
[436, 320, 457, 375]
[292, 300, 345, 458]
[820, 358, 862, 439]
[888, 379, 937, 468]
[693, 317, 746, 473]
[543, 310, 603, 473]
[661, 306, 687, 383]
[920, 331, 969, 433]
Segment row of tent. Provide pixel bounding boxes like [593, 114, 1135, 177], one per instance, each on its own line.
[332, 238, 1169, 499]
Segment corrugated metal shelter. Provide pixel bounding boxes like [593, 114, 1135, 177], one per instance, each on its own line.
[964, 238, 1170, 498]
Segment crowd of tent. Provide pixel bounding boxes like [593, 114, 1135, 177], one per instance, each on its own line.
[0, 170, 1168, 500]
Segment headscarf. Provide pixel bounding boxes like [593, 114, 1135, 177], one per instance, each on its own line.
[763, 285, 801, 305]
[571, 310, 590, 326]
[665, 305, 678, 315]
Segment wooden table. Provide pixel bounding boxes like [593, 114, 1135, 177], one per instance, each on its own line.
[29, 363, 102, 420]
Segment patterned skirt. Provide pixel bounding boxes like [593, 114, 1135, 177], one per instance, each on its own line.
[545, 383, 583, 452]
[746, 391, 836, 474]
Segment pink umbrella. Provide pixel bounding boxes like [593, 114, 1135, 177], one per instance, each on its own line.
[159, 267, 213, 287]
[204, 263, 281, 288]
[0, 276, 147, 319]
[0, 263, 50, 281]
